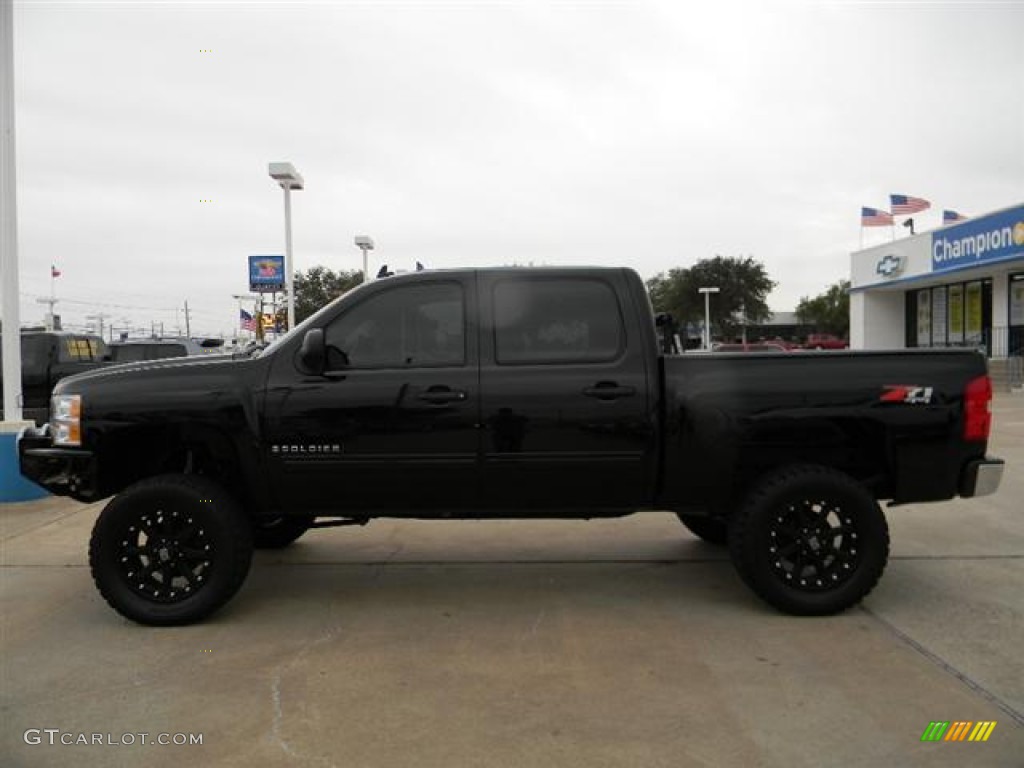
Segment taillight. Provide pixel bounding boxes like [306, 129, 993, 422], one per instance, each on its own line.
[963, 375, 992, 442]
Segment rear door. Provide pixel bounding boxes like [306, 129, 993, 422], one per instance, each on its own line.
[477, 270, 655, 511]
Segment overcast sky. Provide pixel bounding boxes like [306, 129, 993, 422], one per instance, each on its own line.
[7, 0, 1023, 338]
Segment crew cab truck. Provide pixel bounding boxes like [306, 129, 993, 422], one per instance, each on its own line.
[0, 331, 112, 424]
[18, 267, 1004, 625]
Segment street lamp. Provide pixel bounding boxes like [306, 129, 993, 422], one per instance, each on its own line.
[354, 236, 374, 283]
[698, 286, 720, 350]
[268, 162, 303, 332]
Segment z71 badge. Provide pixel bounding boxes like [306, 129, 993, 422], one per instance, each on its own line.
[880, 385, 934, 404]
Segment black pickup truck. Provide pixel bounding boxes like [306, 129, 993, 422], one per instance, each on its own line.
[19, 267, 1004, 625]
[0, 331, 112, 424]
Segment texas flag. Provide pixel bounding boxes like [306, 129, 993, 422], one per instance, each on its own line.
[943, 209, 969, 224]
[51, 265, 61, 278]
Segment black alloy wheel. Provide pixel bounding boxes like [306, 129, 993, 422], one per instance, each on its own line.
[90, 474, 253, 625]
[728, 465, 889, 616]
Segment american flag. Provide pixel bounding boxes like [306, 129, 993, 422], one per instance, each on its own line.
[240, 309, 257, 332]
[943, 209, 968, 224]
[890, 194, 930, 215]
[861, 206, 894, 227]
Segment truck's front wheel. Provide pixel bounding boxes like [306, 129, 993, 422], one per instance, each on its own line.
[89, 474, 253, 625]
[728, 465, 889, 616]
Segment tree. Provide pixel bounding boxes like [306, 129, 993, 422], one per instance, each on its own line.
[291, 266, 363, 325]
[646, 255, 776, 341]
[796, 279, 850, 337]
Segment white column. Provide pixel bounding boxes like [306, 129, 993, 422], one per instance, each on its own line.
[2, 0, 25, 424]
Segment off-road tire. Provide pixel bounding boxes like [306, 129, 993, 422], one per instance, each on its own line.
[728, 465, 889, 616]
[89, 474, 253, 625]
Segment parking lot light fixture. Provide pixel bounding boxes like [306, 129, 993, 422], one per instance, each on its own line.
[699, 286, 720, 349]
[354, 236, 374, 283]
[268, 162, 303, 332]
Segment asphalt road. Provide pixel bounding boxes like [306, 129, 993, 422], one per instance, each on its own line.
[2, 396, 1022, 767]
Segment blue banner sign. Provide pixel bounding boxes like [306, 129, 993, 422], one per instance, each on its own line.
[248, 255, 285, 292]
[932, 205, 1024, 273]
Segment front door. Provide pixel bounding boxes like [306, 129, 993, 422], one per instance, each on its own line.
[262, 275, 480, 515]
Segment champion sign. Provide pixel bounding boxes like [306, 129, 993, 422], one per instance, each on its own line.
[932, 204, 1024, 273]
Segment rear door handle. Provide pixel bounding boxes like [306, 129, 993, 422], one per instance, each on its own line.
[418, 387, 468, 404]
[582, 382, 636, 400]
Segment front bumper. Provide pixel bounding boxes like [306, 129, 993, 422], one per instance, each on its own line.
[18, 425, 98, 499]
[959, 457, 1005, 498]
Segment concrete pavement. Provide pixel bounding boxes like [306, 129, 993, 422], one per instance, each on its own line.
[1, 396, 1021, 767]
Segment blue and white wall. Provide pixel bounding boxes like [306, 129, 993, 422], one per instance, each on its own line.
[850, 203, 1024, 357]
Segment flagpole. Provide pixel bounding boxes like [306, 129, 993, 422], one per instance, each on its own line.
[47, 266, 56, 330]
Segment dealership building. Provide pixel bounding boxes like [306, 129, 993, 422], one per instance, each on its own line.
[850, 203, 1024, 368]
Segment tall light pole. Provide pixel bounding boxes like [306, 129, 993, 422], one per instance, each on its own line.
[698, 286, 720, 350]
[354, 236, 374, 283]
[268, 162, 303, 332]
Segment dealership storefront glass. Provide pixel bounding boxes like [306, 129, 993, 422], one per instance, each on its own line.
[905, 278, 990, 350]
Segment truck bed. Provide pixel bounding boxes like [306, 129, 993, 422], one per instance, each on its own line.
[658, 348, 991, 510]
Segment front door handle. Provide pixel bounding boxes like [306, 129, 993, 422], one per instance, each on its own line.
[418, 387, 468, 404]
[582, 382, 636, 400]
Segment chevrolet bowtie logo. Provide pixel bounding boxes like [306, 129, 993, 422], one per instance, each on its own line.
[876, 253, 904, 278]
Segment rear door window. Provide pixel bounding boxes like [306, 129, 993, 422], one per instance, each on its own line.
[493, 278, 624, 364]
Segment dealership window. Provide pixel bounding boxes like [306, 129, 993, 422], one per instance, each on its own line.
[1010, 273, 1024, 355]
[948, 285, 964, 344]
[906, 279, 991, 351]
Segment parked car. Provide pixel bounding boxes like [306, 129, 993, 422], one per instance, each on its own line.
[712, 342, 790, 352]
[804, 333, 848, 350]
[20, 267, 1003, 625]
[108, 337, 225, 363]
[0, 330, 112, 424]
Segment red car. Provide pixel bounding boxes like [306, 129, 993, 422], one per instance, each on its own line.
[804, 333, 848, 350]
[713, 342, 790, 353]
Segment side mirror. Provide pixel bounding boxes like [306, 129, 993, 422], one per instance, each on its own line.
[296, 328, 326, 375]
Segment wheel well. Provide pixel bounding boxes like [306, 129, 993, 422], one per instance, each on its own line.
[100, 424, 264, 514]
[712, 420, 893, 518]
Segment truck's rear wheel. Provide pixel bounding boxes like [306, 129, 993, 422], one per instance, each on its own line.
[89, 474, 253, 625]
[252, 516, 313, 549]
[728, 465, 889, 615]
[676, 513, 728, 546]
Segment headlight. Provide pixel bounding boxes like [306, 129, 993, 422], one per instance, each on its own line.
[52, 394, 82, 446]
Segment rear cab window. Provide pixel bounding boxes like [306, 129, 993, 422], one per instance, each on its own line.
[59, 336, 109, 363]
[492, 278, 625, 365]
